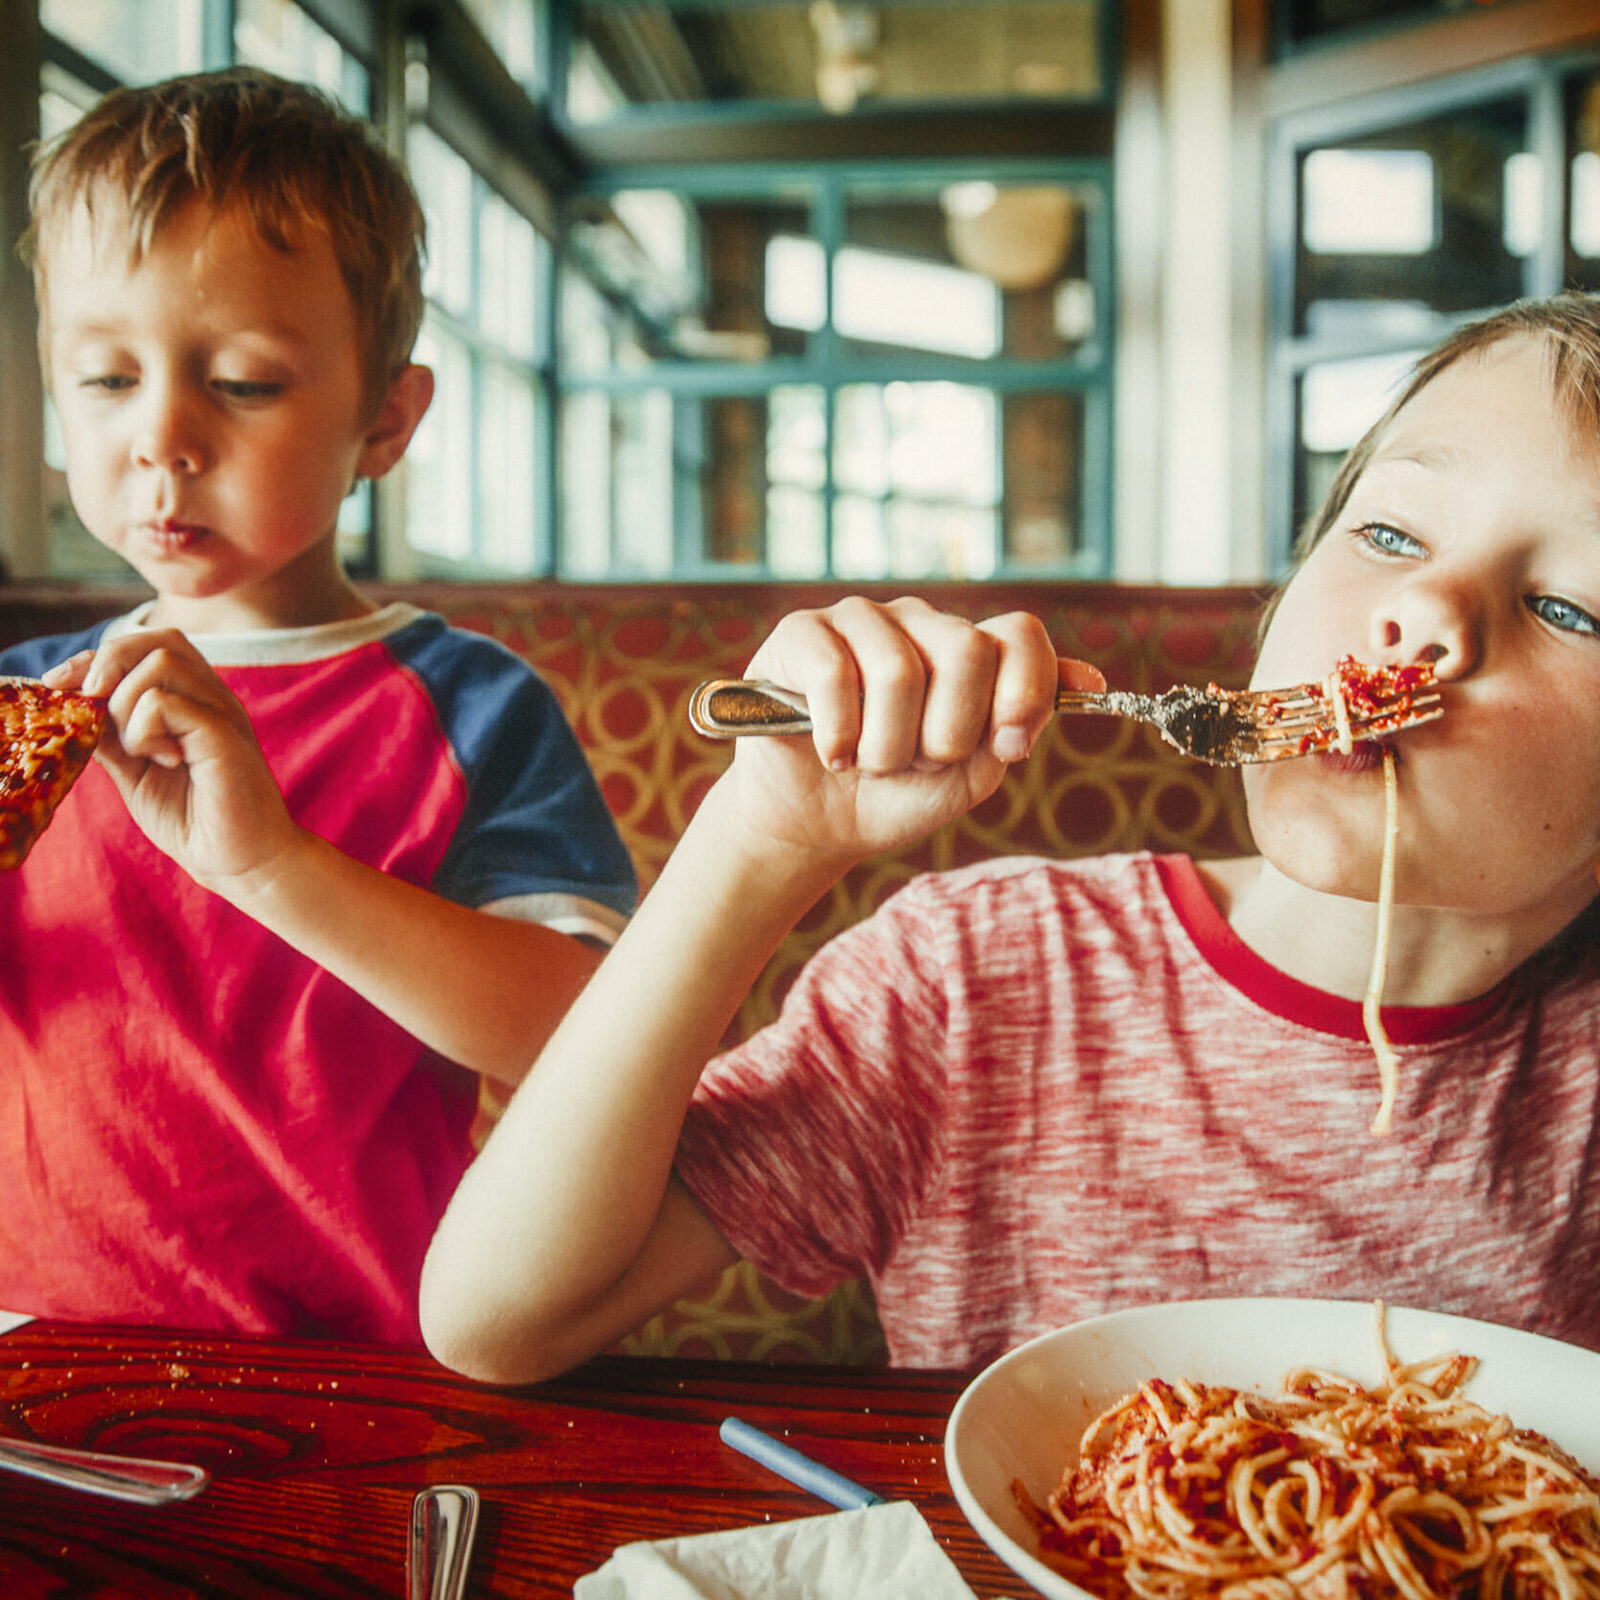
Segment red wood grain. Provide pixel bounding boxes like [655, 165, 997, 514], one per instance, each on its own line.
[0, 1322, 1023, 1598]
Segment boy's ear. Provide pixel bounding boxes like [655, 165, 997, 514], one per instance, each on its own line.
[356, 363, 435, 481]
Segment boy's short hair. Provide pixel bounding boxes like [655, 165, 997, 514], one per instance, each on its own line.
[1294, 291, 1600, 565]
[23, 66, 425, 413]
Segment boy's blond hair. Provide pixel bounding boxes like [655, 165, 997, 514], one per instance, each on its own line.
[22, 66, 425, 415]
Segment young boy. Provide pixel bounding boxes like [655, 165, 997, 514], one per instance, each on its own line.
[1, 68, 636, 1342]
[421, 292, 1600, 1382]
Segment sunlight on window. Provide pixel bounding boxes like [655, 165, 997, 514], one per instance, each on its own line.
[766, 236, 999, 357]
[406, 327, 474, 561]
[1300, 350, 1421, 456]
[1574, 152, 1600, 258]
[235, 0, 368, 110]
[835, 247, 1000, 357]
[1303, 149, 1436, 255]
[765, 236, 828, 333]
[410, 128, 475, 321]
[42, 0, 205, 85]
[1502, 151, 1541, 258]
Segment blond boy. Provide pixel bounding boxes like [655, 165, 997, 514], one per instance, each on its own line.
[2, 68, 634, 1340]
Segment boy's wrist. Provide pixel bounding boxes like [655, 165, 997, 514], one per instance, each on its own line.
[198, 823, 322, 918]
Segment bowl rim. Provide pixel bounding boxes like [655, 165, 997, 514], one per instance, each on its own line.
[942, 1296, 1600, 1600]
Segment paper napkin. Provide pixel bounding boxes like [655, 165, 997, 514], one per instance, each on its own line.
[573, 1498, 978, 1600]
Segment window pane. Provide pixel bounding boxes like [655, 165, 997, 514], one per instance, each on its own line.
[1569, 75, 1600, 292]
[559, 390, 676, 577]
[1295, 351, 1421, 535]
[833, 382, 999, 580]
[563, 189, 814, 372]
[479, 190, 541, 362]
[409, 126, 476, 321]
[461, 0, 541, 92]
[234, 0, 370, 112]
[842, 182, 1095, 361]
[1003, 391, 1083, 567]
[478, 362, 538, 571]
[41, 0, 205, 84]
[406, 326, 475, 562]
[566, 1, 1104, 122]
[1295, 96, 1529, 336]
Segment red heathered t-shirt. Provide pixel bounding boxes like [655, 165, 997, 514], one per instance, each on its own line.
[676, 852, 1600, 1369]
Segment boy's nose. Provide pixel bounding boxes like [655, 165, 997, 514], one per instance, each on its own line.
[1370, 579, 1479, 680]
[130, 389, 205, 475]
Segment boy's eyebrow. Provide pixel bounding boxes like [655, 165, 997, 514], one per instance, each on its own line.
[50, 314, 318, 354]
[1366, 441, 1470, 472]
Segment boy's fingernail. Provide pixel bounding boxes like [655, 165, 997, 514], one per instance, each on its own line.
[992, 726, 1031, 763]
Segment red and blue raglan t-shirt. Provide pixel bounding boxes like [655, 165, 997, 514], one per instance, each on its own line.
[0, 603, 636, 1341]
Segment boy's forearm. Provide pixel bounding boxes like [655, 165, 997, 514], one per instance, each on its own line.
[211, 831, 605, 1083]
[420, 774, 845, 1380]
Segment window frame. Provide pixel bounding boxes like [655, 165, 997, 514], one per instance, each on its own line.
[1263, 47, 1600, 572]
[558, 153, 1116, 582]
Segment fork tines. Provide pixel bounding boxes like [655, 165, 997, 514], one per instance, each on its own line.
[1245, 662, 1443, 761]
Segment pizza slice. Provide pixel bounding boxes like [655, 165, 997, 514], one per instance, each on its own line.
[0, 677, 107, 870]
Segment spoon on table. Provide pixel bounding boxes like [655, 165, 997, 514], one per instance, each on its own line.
[409, 1484, 480, 1600]
[0, 1434, 209, 1503]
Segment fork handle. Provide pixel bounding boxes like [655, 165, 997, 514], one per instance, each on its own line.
[688, 679, 817, 737]
[689, 676, 1118, 739]
[0, 1436, 210, 1504]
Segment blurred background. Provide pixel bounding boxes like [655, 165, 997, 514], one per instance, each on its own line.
[1, 0, 1598, 593]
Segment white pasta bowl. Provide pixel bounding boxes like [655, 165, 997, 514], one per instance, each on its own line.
[943, 1297, 1600, 1600]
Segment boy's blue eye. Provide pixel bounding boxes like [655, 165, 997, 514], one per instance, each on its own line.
[1356, 522, 1425, 558]
[1527, 595, 1600, 637]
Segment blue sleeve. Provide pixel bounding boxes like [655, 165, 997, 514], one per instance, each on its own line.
[0, 623, 116, 677]
[384, 615, 638, 918]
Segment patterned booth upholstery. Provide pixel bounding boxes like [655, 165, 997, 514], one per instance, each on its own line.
[0, 579, 1270, 1363]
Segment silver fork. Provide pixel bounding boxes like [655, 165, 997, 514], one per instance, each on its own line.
[687, 669, 1441, 766]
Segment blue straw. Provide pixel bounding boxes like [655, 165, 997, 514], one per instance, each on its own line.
[719, 1417, 885, 1511]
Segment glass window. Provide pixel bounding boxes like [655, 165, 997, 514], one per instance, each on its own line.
[1295, 350, 1421, 539]
[564, 1, 1106, 122]
[1569, 74, 1600, 292]
[845, 181, 1095, 361]
[234, 0, 370, 111]
[461, 0, 542, 92]
[559, 162, 1108, 580]
[563, 188, 814, 374]
[406, 124, 550, 575]
[1268, 56, 1600, 570]
[41, 0, 206, 84]
[1294, 96, 1529, 339]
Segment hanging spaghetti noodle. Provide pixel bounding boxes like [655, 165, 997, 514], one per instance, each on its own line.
[1014, 1306, 1600, 1600]
[1366, 747, 1402, 1137]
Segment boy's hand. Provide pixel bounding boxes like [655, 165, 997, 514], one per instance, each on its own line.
[44, 631, 300, 890]
[719, 596, 1103, 867]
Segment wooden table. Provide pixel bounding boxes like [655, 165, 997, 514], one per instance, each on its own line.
[0, 1321, 1025, 1597]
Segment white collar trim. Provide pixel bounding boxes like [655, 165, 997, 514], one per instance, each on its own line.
[103, 601, 427, 667]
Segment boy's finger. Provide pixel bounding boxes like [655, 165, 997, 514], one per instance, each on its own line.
[41, 649, 95, 690]
[888, 601, 999, 768]
[821, 597, 941, 775]
[979, 612, 1095, 763]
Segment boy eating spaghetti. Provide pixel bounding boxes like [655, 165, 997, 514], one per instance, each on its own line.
[422, 290, 1600, 1382]
[0, 69, 635, 1341]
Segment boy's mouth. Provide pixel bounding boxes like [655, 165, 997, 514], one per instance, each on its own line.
[138, 519, 206, 553]
[1314, 739, 1391, 776]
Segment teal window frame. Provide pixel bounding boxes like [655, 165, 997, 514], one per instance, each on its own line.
[560, 154, 1116, 581]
